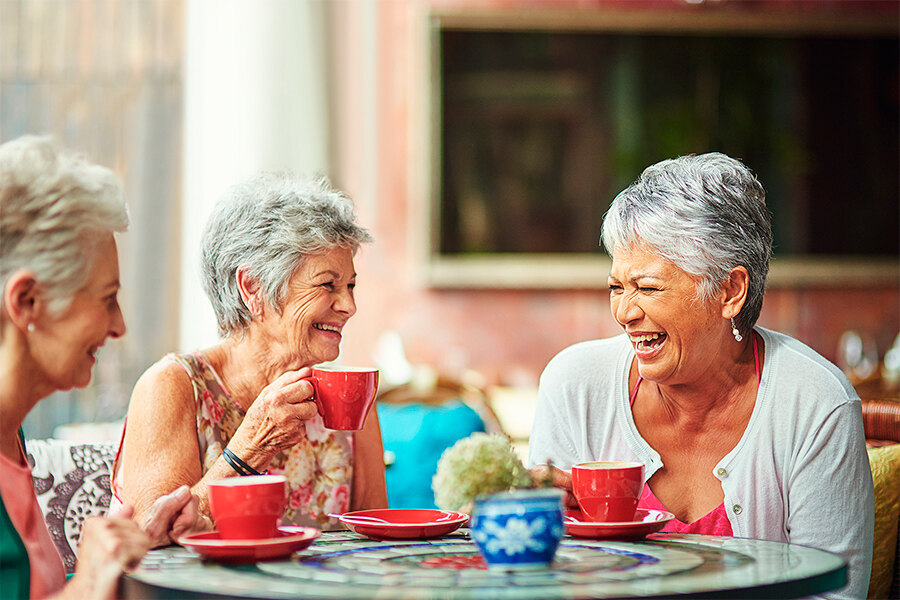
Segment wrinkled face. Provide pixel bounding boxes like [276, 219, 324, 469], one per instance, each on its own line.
[31, 235, 126, 390]
[269, 246, 358, 368]
[608, 244, 722, 385]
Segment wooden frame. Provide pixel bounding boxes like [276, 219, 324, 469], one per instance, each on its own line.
[415, 4, 900, 290]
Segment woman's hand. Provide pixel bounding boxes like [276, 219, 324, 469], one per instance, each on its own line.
[233, 368, 319, 459]
[137, 485, 211, 547]
[529, 464, 579, 509]
[62, 507, 150, 600]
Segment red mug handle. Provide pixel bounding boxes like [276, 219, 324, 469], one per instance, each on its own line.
[303, 376, 325, 419]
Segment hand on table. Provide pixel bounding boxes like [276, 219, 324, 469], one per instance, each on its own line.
[529, 464, 579, 509]
[137, 485, 211, 547]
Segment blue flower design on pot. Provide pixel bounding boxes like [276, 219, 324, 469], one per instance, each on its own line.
[470, 488, 565, 570]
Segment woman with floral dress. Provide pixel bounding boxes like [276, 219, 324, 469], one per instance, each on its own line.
[112, 172, 387, 532]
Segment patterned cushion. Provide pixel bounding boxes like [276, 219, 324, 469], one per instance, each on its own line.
[26, 439, 116, 574]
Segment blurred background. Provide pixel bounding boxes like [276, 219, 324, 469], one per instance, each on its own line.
[2, 0, 898, 462]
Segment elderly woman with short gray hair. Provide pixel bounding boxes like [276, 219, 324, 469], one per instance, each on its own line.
[113, 172, 387, 532]
[529, 153, 873, 599]
[1, 135, 199, 598]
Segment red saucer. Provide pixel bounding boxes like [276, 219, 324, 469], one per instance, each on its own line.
[336, 509, 469, 540]
[179, 526, 319, 563]
[564, 508, 674, 540]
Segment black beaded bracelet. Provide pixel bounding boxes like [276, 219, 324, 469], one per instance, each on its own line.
[222, 447, 262, 476]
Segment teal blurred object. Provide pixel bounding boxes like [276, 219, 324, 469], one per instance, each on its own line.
[377, 401, 486, 509]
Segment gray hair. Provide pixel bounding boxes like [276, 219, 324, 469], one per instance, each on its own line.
[601, 152, 772, 334]
[201, 171, 373, 336]
[0, 135, 129, 315]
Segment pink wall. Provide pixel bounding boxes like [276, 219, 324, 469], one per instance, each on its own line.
[336, 0, 899, 386]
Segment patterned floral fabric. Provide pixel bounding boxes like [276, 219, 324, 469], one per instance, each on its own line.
[27, 439, 115, 574]
[167, 352, 353, 530]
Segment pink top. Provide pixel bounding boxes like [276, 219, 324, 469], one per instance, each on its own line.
[0, 441, 66, 598]
[629, 333, 760, 536]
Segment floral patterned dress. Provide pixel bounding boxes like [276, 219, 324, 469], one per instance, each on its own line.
[118, 352, 353, 530]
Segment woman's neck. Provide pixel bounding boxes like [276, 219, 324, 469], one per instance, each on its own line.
[202, 331, 307, 411]
[632, 331, 762, 431]
[0, 332, 48, 462]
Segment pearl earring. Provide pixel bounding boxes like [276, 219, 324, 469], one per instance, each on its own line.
[731, 317, 742, 342]
[26, 323, 35, 333]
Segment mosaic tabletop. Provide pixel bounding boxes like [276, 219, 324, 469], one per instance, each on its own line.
[124, 530, 846, 599]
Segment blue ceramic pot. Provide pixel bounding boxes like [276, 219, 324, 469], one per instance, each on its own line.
[470, 488, 565, 570]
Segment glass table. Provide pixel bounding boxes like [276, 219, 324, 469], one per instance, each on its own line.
[123, 530, 847, 599]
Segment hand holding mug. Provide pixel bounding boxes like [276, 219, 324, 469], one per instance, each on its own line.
[529, 464, 579, 509]
[238, 368, 319, 455]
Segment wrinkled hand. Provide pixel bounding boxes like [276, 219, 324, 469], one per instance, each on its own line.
[136, 485, 209, 547]
[530, 464, 579, 509]
[237, 367, 318, 456]
[67, 508, 150, 600]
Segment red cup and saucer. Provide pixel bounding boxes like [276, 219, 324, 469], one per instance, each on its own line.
[333, 508, 469, 540]
[179, 526, 320, 563]
[180, 474, 320, 562]
[566, 461, 673, 539]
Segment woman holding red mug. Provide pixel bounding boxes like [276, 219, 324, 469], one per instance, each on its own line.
[113, 172, 387, 532]
[529, 153, 873, 600]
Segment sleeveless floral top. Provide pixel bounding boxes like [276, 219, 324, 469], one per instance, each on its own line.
[162, 352, 353, 530]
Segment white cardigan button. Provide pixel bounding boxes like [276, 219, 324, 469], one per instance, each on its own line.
[716, 468, 727, 477]
[732, 504, 743, 515]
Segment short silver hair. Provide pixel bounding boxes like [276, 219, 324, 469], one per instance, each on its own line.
[601, 152, 772, 334]
[201, 172, 374, 336]
[0, 135, 129, 315]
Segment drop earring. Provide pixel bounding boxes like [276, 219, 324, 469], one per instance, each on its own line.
[730, 317, 742, 342]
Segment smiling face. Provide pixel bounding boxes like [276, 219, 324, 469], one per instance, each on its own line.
[608, 243, 727, 385]
[31, 235, 126, 391]
[266, 246, 358, 368]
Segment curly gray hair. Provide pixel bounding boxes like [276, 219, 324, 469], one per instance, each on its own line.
[0, 135, 129, 316]
[601, 152, 773, 335]
[201, 171, 374, 336]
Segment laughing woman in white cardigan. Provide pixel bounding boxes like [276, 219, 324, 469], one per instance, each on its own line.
[528, 153, 873, 600]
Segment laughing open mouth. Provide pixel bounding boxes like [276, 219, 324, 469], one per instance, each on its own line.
[630, 333, 666, 350]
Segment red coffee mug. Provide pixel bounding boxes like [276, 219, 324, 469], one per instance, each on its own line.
[308, 366, 379, 430]
[571, 461, 645, 522]
[208, 474, 286, 539]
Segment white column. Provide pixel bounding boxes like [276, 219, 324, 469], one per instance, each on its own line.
[180, 0, 330, 350]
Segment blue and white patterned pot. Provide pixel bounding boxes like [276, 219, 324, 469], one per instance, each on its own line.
[470, 488, 565, 570]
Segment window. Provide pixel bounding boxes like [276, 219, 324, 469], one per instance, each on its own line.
[424, 7, 899, 287]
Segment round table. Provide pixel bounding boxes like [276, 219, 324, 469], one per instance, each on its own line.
[124, 530, 847, 599]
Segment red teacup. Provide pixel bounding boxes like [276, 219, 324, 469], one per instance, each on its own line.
[571, 461, 645, 522]
[208, 475, 286, 539]
[308, 366, 379, 431]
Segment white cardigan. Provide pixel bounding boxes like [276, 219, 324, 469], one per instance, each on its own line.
[527, 327, 874, 600]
